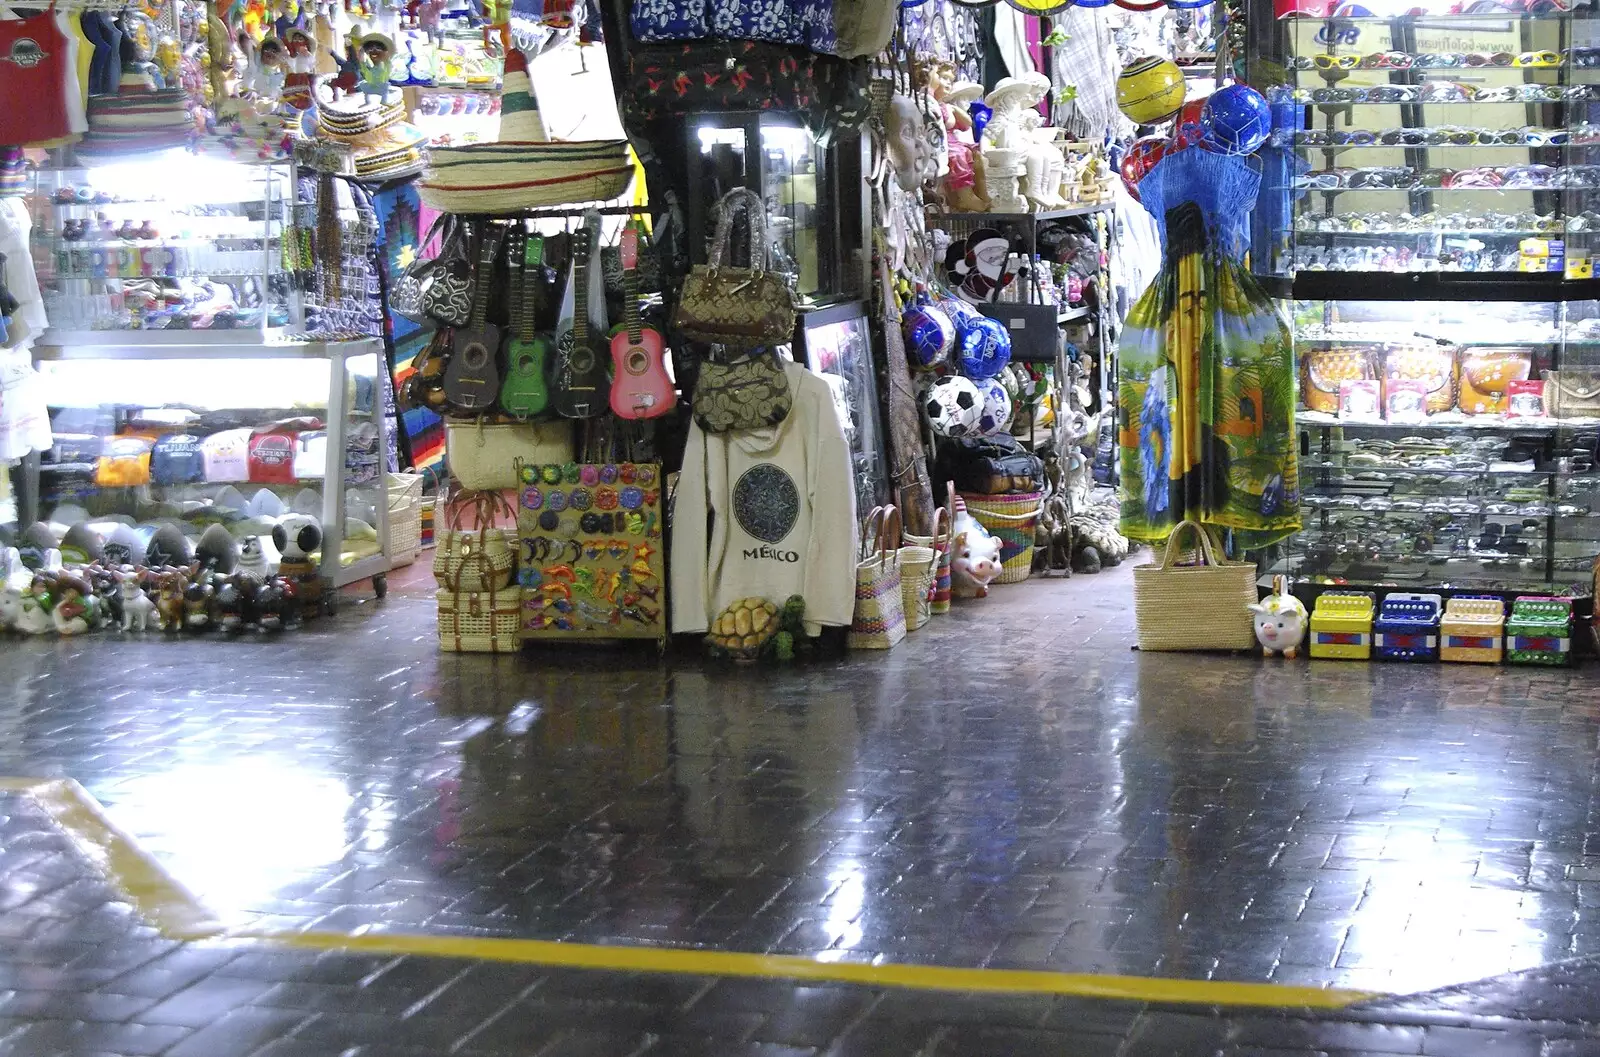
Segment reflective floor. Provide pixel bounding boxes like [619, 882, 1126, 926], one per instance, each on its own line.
[2, 562, 1600, 1054]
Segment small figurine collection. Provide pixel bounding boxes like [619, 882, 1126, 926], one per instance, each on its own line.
[0, 513, 332, 638]
[1251, 581, 1578, 667]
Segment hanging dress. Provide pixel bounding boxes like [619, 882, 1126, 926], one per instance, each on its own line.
[1117, 148, 1301, 551]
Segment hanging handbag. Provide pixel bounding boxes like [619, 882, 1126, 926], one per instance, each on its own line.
[691, 351, 794, 433]
[421, 220, 475, 328]
[432, 487, 517, 594]
[848, 505, 906, 650]
[388, 212, 455, 324]
[675, 188, 798, 349]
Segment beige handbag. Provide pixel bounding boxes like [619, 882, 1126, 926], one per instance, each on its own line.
[432, 488, 517, 594]
[446, 418, 575, 491]
[1133, 520, 1258, 652]
[848, 505, 906, 650]
[437, 576, 522, 653]
[1544, 370, 1600, 419]
[674, 188, 798, 349]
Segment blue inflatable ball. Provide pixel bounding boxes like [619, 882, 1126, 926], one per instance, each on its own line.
[959, 315, 1012, 379]
[1201, 84, 1272, 156]
[902, 300, 955, 367]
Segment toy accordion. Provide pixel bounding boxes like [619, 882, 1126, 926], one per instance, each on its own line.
[1506, 595, 1573, 666]
[1440, 595, 1506, 663]
[1374, 592, 1442, 661]
[1309, 591, 1376, 660]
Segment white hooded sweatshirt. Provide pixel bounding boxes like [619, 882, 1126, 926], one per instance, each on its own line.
[671, 361, 858, 637]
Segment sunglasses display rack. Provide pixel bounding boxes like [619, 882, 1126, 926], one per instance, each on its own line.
[1249, 7, 1600, 623]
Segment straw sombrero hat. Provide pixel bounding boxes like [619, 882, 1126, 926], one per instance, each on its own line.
[76, 67, 194, 160]
[418, 47, 631, 214]
[315, 100, 429, 181]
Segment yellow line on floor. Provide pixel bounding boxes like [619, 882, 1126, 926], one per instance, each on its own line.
[5, 778, 224, 940]
[1, 778, 1378, 1009]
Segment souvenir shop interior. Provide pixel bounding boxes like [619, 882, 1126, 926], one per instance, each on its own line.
[0, 0, 1594, 662]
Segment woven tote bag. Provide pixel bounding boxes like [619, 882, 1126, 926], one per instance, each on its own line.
[1133, 520, 1258, 651]
[432, 488, 517, 594]
[848, 505, 906, 650]
[905, 503, 952, 617]
[899, 536, 936, 632]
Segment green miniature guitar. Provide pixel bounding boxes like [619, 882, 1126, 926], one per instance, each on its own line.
[499, 230, 552, 419]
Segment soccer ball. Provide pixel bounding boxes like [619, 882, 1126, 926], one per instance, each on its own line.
[1201, 84, 1272, 155]
[924, 375, 984, 438]
[975, 377, 1013, 436]
[958, 315, 1012, 380]
[902, 299, 955, 367]
[1116, 57, 1185, 125]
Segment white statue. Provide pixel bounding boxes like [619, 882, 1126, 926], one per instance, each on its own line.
[1021, 112, 1067, 211]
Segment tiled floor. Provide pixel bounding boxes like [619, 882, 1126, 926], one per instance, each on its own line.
[1, 560, 1599, 1054]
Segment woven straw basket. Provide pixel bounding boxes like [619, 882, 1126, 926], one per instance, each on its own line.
[1133, 520, 1258, 651]
[905, 502, 952, 616]
[899, 541, 937, 631]
[432, 490, 517, 594]
[961, 492, 1043, 584]
[419, 140, 634, 214]
[849, 505, 906, 650]
[437, 585, 521, 653]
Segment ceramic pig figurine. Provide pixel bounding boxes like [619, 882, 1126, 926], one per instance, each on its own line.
[1249, 575, 1308, 658]
[950, 530, 1004, 598]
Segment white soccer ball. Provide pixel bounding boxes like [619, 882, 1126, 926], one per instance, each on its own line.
[924, 375, 984, 438]
[975, 377, 1014, 435]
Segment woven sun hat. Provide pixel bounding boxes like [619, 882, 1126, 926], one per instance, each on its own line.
[315, 100, 429, 181]
[76, 66, 195, 160]
[418, 46, 631, 214]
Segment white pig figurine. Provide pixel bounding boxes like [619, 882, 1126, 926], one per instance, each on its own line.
[1249, 575, 1308, 658]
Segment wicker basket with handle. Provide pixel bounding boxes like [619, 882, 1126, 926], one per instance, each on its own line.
[432, 488, 517, 594]
[1133, 520, 1258, 651]
[849, 505, 906, 650]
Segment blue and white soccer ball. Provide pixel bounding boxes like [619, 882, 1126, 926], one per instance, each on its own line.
[975, 377, 1013, 436]
[924, 375, 984, 438]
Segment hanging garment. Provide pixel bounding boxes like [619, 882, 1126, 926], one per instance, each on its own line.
[0, 9, 79, 145]
[671, 360, 857, 637]
[1117, 202, 1301, 551]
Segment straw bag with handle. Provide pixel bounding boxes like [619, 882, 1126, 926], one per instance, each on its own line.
[849, 505, 906, 650]
[1133, 520, 1258, 651]
[433, 488, 517, 594]
[903, 488, 952, 618]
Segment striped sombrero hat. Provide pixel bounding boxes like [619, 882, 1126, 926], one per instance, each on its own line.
[418, 46, 631, 214]
[316, 100, 429, 181]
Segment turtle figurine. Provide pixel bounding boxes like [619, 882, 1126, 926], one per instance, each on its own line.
[706, 596, 781, 661]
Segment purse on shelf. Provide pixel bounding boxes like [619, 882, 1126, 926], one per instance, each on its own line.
[1301, 347, 1374, 415]
[692, 351, 793, 433]
[848, 504, 906, 651]
[421, 220, 475, 328]
[1543, 370, 1600, 419]
[674, 187, 797, 349]
[1459, 346, 1532, 415]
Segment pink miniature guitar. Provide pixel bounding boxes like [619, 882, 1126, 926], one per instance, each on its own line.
[608, 221, 675, 420]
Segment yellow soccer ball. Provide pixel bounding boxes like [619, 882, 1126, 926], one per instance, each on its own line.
[1117, 57, 1186, 125]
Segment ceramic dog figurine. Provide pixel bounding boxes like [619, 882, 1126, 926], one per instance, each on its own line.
[120, 578, 157, 632]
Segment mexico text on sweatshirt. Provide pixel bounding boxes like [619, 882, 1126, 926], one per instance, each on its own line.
[671, 360, 858, 637]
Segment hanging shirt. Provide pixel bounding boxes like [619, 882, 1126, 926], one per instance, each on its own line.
[671, 361, 857, 638]
[0, 10, 78, 146]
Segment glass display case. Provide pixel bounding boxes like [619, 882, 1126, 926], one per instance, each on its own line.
[1270, 297, 1600, 598]
[27, 155, 297, 340]
[1255, 2, 1600, 286]
[28, 338, 391, 595]
[685, 115, 864, 301]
